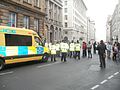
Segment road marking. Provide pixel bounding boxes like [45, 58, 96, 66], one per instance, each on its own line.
[91, 85, 100, 90]
[0, 71, 14, 76]
[114, 72, 119, 75]
[100, 80, 108, 84]
[37, 62, 60, 68]
[108, 75, 114, 79]
[91, 72, 120, 89]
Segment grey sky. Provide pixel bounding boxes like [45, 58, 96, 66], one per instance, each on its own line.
[83, 0, 118, 41]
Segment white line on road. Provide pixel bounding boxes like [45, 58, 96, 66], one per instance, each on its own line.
[37, 62, 60, 68]
[100, 80, 108, 84]
[91, 85, 100, 90]
[108, 75, 114, 79]
[0, 71, 14, 76]
[114, 72, 119, 75]
[90, 72, 120, 90]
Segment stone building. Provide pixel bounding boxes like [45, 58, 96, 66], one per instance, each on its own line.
[45, 0, 63, 43]
[87, 17, 96, 43]
[0, 0, 46, 37]
[62, 0, 87, 42]
[106, 15, 112, 42]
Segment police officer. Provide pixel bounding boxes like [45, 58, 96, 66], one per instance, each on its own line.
[74, 40, 81, 60]
[50, 43, 56, 62]
[56, 41, 60, 57]
[69, 40, 75, 58]
[60, 40, 69, 62]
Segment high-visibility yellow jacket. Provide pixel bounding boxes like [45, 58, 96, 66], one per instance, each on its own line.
[50, 45, 56, 54]
[75, 43, 81, 51]
[55, 43, 60, 51]
[70, 43, 75, 51]
[60, 42, 69, 53]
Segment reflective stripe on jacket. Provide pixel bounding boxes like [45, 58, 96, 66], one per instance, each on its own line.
[60, 42, 69, 53]
[70, 43, 75, 51]
[50, 45, 56, 54]
[75, 43, 81, 51]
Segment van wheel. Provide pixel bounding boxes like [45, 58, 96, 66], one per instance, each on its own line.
[42, 53, 49, 62]
[0, 60, 4, 71]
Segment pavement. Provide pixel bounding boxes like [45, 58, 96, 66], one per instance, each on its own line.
[0, 54, 120, 90]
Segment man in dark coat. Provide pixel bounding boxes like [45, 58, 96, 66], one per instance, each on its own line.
[93, 41, 97, 54]
[97, 40, 107, 68]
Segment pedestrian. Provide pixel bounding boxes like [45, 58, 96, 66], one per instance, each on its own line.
[87, 41, 92, 58]
[97, 40, 107, 68]
[112, 42, 118, 61]
[82, 41, 87, 58]
[93, 41, 97, 54]
[55, 41, 60, 57]
[50, 43, 56, 62]
[69, 40, 75, 58]
[106, 42, 112, 59]
[74, 40, 81, 60]
[60, 40, 69, 62]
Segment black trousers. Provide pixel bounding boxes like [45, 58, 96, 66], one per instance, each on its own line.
[70, 51, 74, 58]
[83, 49, 87, 57]
[61, 53, 67, 62]
[94, 48, 96, 54]
[99, 54, 106, 68]
[112, 53, 117, 61]
[51, 54, 56, 61]
[88, 50, 92, 58]
[75, 51, 80, 59]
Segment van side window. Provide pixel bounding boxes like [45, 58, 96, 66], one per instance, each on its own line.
[5, 34, 32, 46]
[34, 37, 42, 46]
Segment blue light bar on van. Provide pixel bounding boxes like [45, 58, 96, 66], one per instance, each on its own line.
[0, 29, 16, 34]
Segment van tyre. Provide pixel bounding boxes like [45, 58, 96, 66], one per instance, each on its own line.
[42, 53, 49, 62]
[0, 60, 4, 71]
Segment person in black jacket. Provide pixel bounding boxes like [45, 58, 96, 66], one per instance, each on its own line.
[93, 41, 97, 54]
[97, 40, 107, 68]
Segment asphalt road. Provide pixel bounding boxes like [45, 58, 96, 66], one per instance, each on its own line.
[0, 54, 120, 90]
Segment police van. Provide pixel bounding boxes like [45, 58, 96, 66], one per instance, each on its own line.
[0, 26, 49, 70]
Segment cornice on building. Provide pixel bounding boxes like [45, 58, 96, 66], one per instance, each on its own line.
[2, 0, 46, 16]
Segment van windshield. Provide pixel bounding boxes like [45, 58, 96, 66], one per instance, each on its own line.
[34, 36, 42, 46]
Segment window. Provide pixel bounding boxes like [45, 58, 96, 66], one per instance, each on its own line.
[64, 8, 67, 13]
[65, 31, 68, 34]
[65, 1, 67, 5]
[34, 18, 39, 33]
[34, 36, 42, 46]
[23, 0, 32, 3]
[5, 34, 32, 46]
[34, 0, 40, 7]
[23, 16, 29, 29]
[9, 12, 16, 27]
[65, 15, 68, 20]
[65, 22, 68, 27]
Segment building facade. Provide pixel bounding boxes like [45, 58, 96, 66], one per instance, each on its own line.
[63, 0, 87, 42]
[0, 0, 46, 37]
[111, 3, 120, 43]
[106, 15, 112, 42]
[87, 17, 96, 43]
[45, 0, 63, 43]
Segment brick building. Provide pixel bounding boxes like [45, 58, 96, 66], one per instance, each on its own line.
[0, 0, 46, 37]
